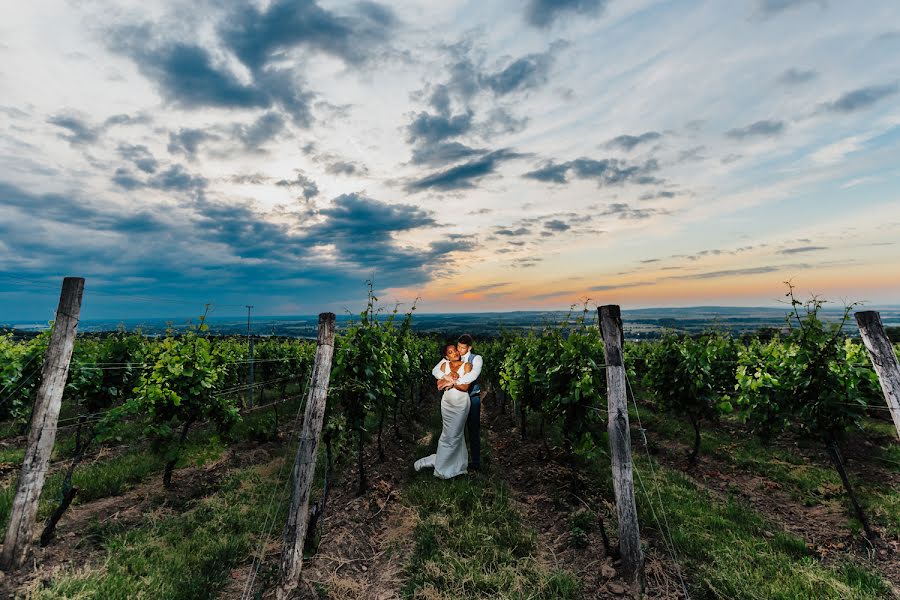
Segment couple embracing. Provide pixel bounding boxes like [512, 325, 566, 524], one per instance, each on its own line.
[414, 334, 483, 479]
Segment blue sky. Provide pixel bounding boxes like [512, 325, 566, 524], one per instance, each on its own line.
[1, 0, 899, 320]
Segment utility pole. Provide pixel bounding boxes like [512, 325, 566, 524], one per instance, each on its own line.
[246, 305, 254, 408]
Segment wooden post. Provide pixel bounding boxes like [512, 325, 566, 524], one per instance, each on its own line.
[276, 313, 336, 600]
[598, 305, 645, 592]
[248, 337, 255, 408]
[855, 311, 900, 440]
[1, 277, 84, 569]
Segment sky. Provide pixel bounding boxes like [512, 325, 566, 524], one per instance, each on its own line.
[1, 0, 899, 320]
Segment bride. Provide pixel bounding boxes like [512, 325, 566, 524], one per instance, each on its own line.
[414, 343, 472, 479]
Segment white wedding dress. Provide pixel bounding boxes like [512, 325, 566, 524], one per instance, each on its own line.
[414, 361, 470, 479]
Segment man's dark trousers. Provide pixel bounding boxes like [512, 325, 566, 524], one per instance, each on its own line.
[467, 393, 481, 469]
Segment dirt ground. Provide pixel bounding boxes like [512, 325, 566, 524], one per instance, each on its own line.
[252, 384, 686, 599]
[651, 426, 900, 593]
[484, 396, 687, 600]
[3, 392, 896, 599]
[217, 414, 424, 600]
[0, 443, 277, 598]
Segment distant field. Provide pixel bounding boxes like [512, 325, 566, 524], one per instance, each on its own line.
[6, 306, 900, 339]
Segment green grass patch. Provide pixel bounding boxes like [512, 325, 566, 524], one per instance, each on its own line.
[858, 488, 900, 537]
[0, 445, 24, 464]
[403, 405, 576, 598]
[635, 401, 900, 534]
[859, 417, 898, 440]
[0, 430, 228, 531]
[601, 457, 891, 599]
[33, 459, 288, 600]
[402, 476, 579, 599]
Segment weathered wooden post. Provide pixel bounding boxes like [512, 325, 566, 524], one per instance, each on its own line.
[248, 337, 255, 408]
[1, 277, 84, 570]
[855, 311, 900, 440]
[598, 305, 645, 593]
[277, 313, 336, 600]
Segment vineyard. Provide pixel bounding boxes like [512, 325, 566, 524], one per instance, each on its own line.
[0, 281, 898, 599]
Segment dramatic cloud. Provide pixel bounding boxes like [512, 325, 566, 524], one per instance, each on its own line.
[231, 112, 287, 150]
[1, 177, 469, 312]
[219, 0, 398, 70]
[229, 173, 271, 185]
[820, 83, 899, 113]
[595, 203, 666, 220]
[406, 111, 474, 144]
[0, 181, 169, 235]
[479, 107, 529, 138]
[114, 36, 270, 110]
[482, 51, 556, 96]
[523, 157, 659, 186]
[309, 193, 433, 238]
[47, 111, 152, 147]
[275, 171, 319, 200]
[460, 282, 511, 294]
[103, 113, 153, 128]
[606, 131, 662, 151]
[109, 0, 397, 127]
[404, 42, 562, 167]
[4, 0, 900, 316]
[541, 218, 576, 236]
[639, 190, 676, 200]
[410, 142, 487, 166]
[112, 164, 208, 194]
[523, 162, 569, 183]
[665, 265, 806, 280]
[150, 165, 209, 192]
[47, 113, 100, 145]
[168, 128, 218, 159]
[406, 149, 524, 192]
[779, 245, 827, 254]
[525, 0, 608, 28]
[301, 193, 473, 277]
[117, 144, 159, 174]
[326, 160, 369, 176]
[725, 119, 785, 139]
[495, 227, 531, 236]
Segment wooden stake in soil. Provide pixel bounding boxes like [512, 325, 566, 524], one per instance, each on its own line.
[1, 277, 84, 570]
[598, 305, 645, 593]
[277, 313, 336, 600]
[855, 311, 900, 440]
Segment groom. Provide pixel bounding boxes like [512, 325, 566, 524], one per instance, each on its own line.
[433, 334, 483, 471]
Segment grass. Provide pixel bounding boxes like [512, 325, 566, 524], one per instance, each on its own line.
[634, 400, 900, 535]
[0, 445, 25, 464]
[0, 432, 227, 531]
[29, 393, 332, 600]
[32, 459, 289, 600]
[398, 407, 578, 599]
[0, 390, 304, 533]
[513, 402, 892, 598]
[402, 475, 580, 599]
[580, 449, 892, 599]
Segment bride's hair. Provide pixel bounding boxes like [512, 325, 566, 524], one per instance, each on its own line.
[442, 343, 456, 358]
